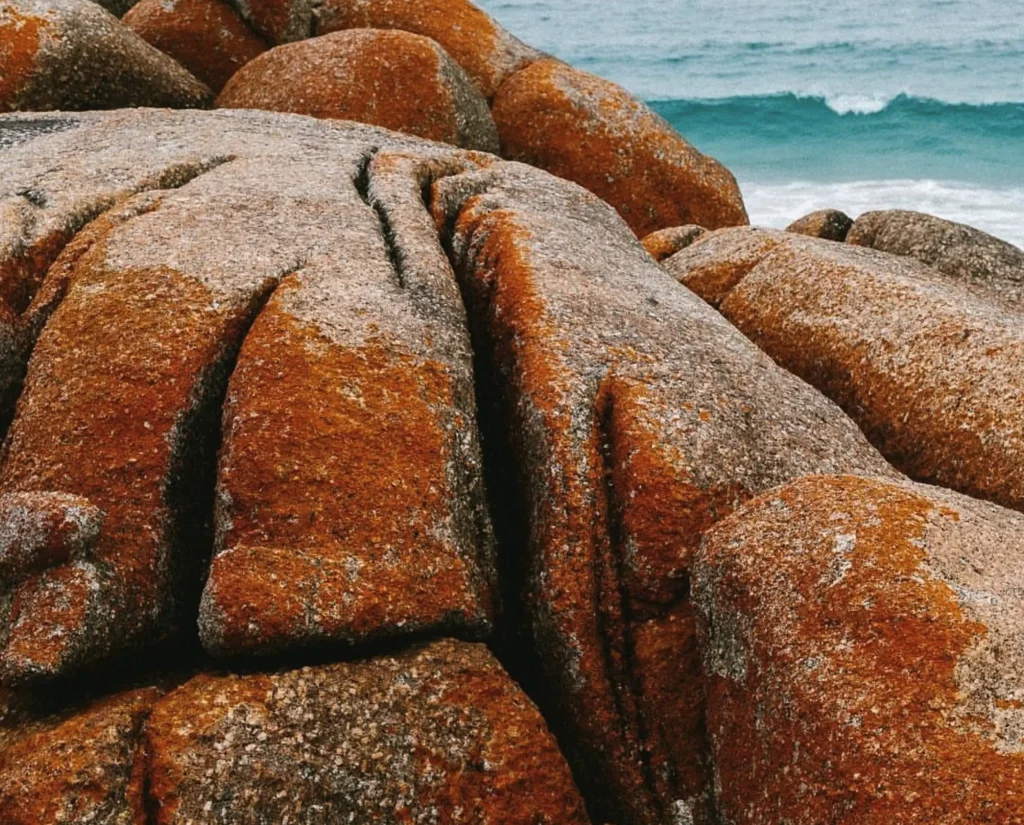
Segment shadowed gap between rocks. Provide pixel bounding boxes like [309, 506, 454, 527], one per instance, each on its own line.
[354, 146, 407, 289]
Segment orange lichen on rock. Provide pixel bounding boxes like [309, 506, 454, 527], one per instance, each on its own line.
[785, 207, 853, 241]
[641, 224, 707, 261]
[491, 58, 748, 238]
[433, 162, 891, 825]
[216, 29, 499, 151]
[145, 640, 590, 824]
[694, 475, 1024, 823]
[0, 688, 158, 824]
[0, 6, 47, 110]
[123, 0, 268, 92]
[315, 0, 542, 99]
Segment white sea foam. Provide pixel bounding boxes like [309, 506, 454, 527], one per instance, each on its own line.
[741, 178, 1024, 247]
[817, 92, 898, 115]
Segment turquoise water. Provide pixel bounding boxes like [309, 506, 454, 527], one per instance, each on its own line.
[478, 0, 1024, 244]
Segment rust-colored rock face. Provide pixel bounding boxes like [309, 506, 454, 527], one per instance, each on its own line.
[431, 163, 892, 824]
[0, 0, 211, 111]
[695, 475, 1024, 824]
[216, 29, 499, 151]
[491, 59, 749, 238]
[848, 209, 1024, 303]
[123, 0, 267, 92]
[668, 232, 1024, 513]
[641, 225, 707, 261]
[785, 207, 853, 241]
[313, 0, 542, 99]
[0, 688, 158, 824]
[146, 640, 589, 824]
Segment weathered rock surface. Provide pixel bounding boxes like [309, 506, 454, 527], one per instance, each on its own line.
[848, 208, 1024, 303]
[430, 161, 894, 824]
[0, 110, 494, 680]
[785, 207, 853, 241]
[668, 232, 1024, 513]
[313, 0, 542, 99]
[491, 58, 749, 238]
[0, 0, 212, 111]
[641, 224, 707, 261]
[123, 0, 268, 92]
[216, 28, 499, 152]
[695, 474, 1024, 824]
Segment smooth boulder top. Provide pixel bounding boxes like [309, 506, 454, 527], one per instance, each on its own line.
[785, 207, 853, 241]
[848, 208, 1024, 303]
[641, 224, 708, 261]
[123, 0, 268, 93]
[695, 474, 1024, 824]
[491, 58, 749, 238]
[429, 159, 892, 824]
[216, 28, 500, 152]
[666, 230, 1024, 515]
[0, 640, 590, 824]
[0, 0, 211, 111]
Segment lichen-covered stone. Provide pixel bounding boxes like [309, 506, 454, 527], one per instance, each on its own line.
[313, 0, 543, 99]
[0, 0, 211, 111]
[641, 224, 707, 261]
[430, 162, 893, 825]
[847, 208, 1024, 303]
[216, 28, 499, 152]
[668, 232, 1024, 513]
[146, 640, 590, 824]
[694, 474, 1024, 824]
[123, 0, 268, 92]
[785, 208, 853, 241]
[491, 59, 749, 238]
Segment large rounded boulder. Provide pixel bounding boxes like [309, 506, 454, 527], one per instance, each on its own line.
[216, 28, 499, 152]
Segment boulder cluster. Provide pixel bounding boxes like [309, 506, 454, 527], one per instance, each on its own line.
[0, 2, 1022, 825]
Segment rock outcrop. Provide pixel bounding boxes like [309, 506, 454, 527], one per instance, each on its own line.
[123, 0, 267, 92]
[216, 29, 499, 152]
[666, 232, 1024, 514]
[785, 207, 853, 241]
[848, 209, 1024, 303]
[0, 0, 211, 111]
[695, 474, 1024, 824]
[491, 58, 749, 238]
[641, 225, 707, 261]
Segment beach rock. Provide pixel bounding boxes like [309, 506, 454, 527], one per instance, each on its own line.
[146, 640, 589, 824]
[785, 207, 852, 241]
[847, 209, 1024, 303]
[313, 0, 543, 99]
[491, 58, 749, 238]
[670, 233, 1024, 513]
[0, 0, 212, 111]
[0, 110, 494, 680]
[694, 474, 1024, 824]
[216, 29, 499, 152]
[431, 162, 893, 825]
[0, 688, 158, 824]
[661, 226, 789, 306]
[641, 225, 707, 261]
[123, 0, 268, 92]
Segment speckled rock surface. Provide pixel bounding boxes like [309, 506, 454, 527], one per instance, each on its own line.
[146, 640, 589, 824]
[661, 226, 790, 306]
[313, 0, 542, 100]
[491, 58, 749, 238]
[669, 232, 1024, 513]
[123, 0, 268, 92]
[0, 109, 495, 680]
[430, 162, 894, 825]
[0, 0, 211, 111]
[641, 224, 707, 261]
[785, 207, 853, 241]
[216, 29, 499, 152]
[694, 474, 1024, 824]
[848, 208, 1024, 303]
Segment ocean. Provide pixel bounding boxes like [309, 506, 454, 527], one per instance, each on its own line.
[477, 0, 1024, 246]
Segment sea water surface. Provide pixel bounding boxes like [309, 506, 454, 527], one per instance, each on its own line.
[477, 0, 1024, 245]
